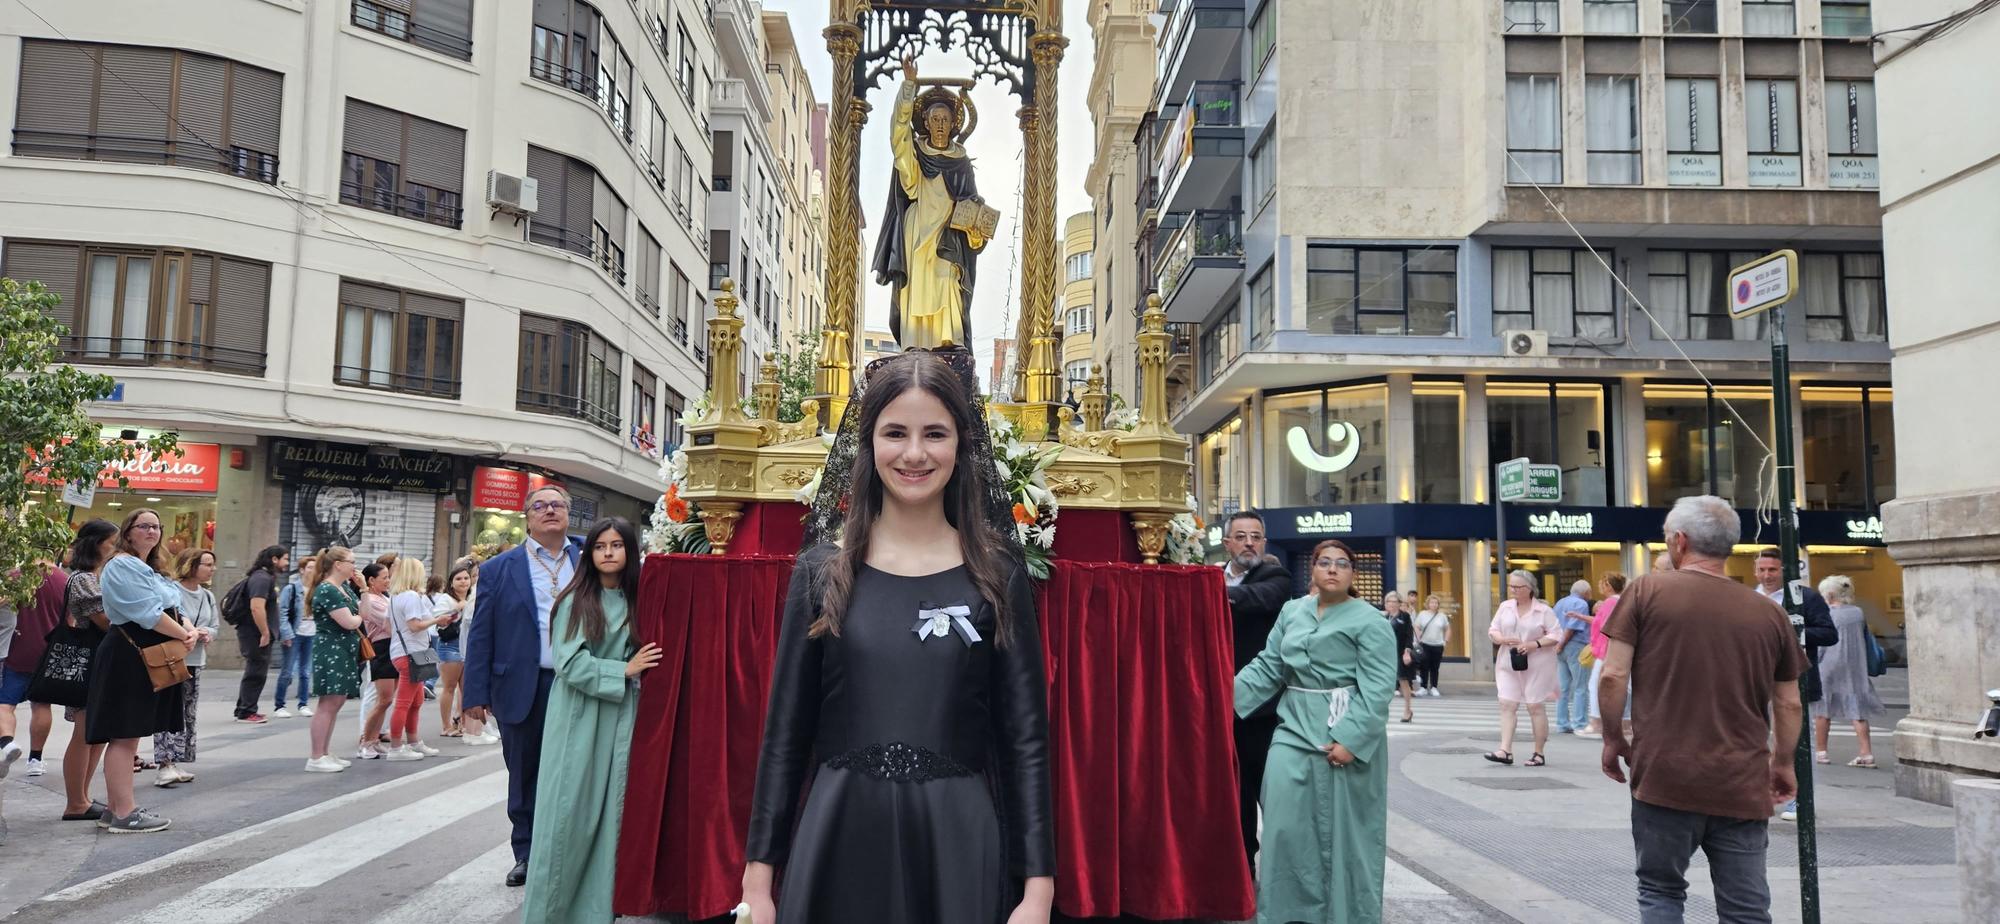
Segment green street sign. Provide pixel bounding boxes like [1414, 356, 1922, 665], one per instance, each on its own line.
[1524, 464, 1563, 503]
[1497, 457, 1561, 503]
[1496, 457, 1529, 502]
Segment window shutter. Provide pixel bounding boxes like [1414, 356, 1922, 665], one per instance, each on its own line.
[566, 158, 596, 253]
[402, 292, 464, 321]
[15, 41, 96, 142]
[211, 257, 270, 374]
[415, 0, 475, 53]
[343, 100, 402, 164]
[526, 145, 569, 244]
[339, 279, 401, 314]
[639, 228, 662, 305]
[403, 114, 466, 191]
[0, 241, 84, 332]
[174, 53, 229, 160]
[533, 0, 569, 31]
[520, 312, 563, 338]
[227, 62, 284, 156]
[94, 46, 175, 160]
[592, 175, 626, 244]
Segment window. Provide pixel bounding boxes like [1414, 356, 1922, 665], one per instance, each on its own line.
[341, 100, 466, 227]
[1492, 248, 1616, 337]
[1250, 264, 1276, 344]
[1801, 385, 1894, 509]
[1065, 360, 1092, 392]
[334, 279, 463, 397]
[1800, 252, 1886, 342]
[1197, 416, 1244, 526]
[631, 363, 660, 456]
[1505, 75, 1562, 183]
[1642, 383, 1770, 508]
[1582, 0, 1638, 32]
[1826, 80, 1878, 189]
[670, 263, 692, 345]
[1248, 133, 1276, 206]
[675, 143, 695, 220]
[591, 176, 628, 284]
[1488, 381, 1610, 505]
[1263, 384, 1389, 507]
[1663, 0, 1716, 32]
[526, 144, 598, 257]
[1584, 76, 1640, 184]
[1306, 245, 1458, 336]
[1066, 252, 1093, 282]
[517, 313, 621, 433]
[663, 387, 686, 453]
[1412, 383, 1464, 503]
[636, 227, 662, 316]
[677, 21, 696, 98]
[1743, 0, 1795, 34]
[1504, 0, 1559, 32]
[530, 1, 599, 95]
[1744, 79, 1801, 186]
[1249, 2, 1276, 73]
[1199, 310, 1241, 387]
[1664, 77, 1722, 185]
[0, 239, 270, 375]
[1066, 307, 1094, 335]
[1822, 2, 1871, 37]
[14, 40, 281, 183]
[1648, 250, 1767, 340]
[352, 0, 474, 61]
[598, 43, 634, 140]
[644, 92, 667, 188]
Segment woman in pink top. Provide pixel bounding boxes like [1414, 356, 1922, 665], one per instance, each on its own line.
[1581, 572, 1628, 739]
[1485, 570, 1561, 767]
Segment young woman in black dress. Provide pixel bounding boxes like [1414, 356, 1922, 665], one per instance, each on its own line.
[743, 350, 1054, 924]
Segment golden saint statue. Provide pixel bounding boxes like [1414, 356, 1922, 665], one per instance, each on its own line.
[871, 55, 994, 352]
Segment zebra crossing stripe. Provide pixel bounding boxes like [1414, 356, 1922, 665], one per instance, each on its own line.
[370, 843, 522, 924]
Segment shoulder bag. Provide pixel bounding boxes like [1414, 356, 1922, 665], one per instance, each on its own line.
[120, 625, 191, 692]
[25, 621, 98, 707]
[391, 599, 442, 684]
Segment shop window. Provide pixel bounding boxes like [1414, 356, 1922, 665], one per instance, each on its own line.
[1642, 383, 1773, 508]
[1801, 385, 1894, 510]
[1307, 245, 1457, 337]
[1412, 383, 1464, 504]
[1486, 381, 1609, 505]
[1800, 252, 1886, 342]
[1646, 250, 1767, 340]
[1198, 416, 1245, 526]
[1264, 383, 1389, 508]
[1492, 248, 1616, 338]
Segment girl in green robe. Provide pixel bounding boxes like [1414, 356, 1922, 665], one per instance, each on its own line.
[1235, 538, 1398, 924]
[523, 517, 664, 923]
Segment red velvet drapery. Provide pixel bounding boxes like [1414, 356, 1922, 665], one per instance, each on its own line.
[614, 554, 1254, 922]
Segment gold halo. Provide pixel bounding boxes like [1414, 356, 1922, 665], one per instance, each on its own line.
[913, 85, 976, 144]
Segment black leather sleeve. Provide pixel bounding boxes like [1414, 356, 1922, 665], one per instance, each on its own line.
[991, 564, 1055, 879]
[744, 552, 826, 867]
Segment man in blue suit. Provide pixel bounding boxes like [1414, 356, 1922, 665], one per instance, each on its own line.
[464, 484, 578, 887]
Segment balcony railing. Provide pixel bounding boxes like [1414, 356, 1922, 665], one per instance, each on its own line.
[1168, 322, 1196, 356]
[1156, 81, 1241, 185]
[64, 336, 265, 377]
[353, 0, 474, 61]
[334, 364, 461, 399]
[13, 130, 278, 184]
[1156, 209, 1244, 297]
[517, 388, 619, 433]
[339, 179, 464, 228]
[528, 223, 626, 285]
[671, 315, 688, 346]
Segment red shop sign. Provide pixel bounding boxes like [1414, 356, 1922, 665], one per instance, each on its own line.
[471, 466, 562, 511]
[99, 442, 221, 493]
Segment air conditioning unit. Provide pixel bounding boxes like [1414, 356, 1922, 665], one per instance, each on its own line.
[1505, 329, 1549, 357]
[486, 170, 539, 219]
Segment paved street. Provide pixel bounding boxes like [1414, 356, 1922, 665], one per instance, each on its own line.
[0, 669, 1954, 923]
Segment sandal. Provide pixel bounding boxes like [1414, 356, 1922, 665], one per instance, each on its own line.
[1482, 750, 1514, 765]
[1525, 753, 1546, 767]
[1814, 751, 1831, 765]
[1849, 755, 1877, 768]
[133, 758, 157, 772]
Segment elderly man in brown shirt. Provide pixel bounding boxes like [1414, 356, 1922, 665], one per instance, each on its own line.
[1598, 495, 1806, 924]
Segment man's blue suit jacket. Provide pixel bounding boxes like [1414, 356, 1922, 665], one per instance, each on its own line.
[463, 538, 580, 727]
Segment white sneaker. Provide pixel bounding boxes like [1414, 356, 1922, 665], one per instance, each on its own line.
[464, 731, 499, 747]
[335, 756, 353, 768]
[1430, 687, 1443, 697]
[24, 757, 45, 777]
[298, 704, 316, 717]
[384, 745, 426, 762]
[355, 744, 384, 760]
[0, 741, 21, 779]
[154, 766, 181, 788]
[303, 756, 346, 773]
[412, 740, 441, 756]
[173, 766, 195, 783]
[271, 707, 293, 719]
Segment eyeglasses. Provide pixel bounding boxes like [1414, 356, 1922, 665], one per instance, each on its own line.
[130, 523, 163, 532]
[1314, 558, 1355, 571]
[528, 500, 570, 514]
[1228, 532, 1265, 542]
[1509, 583, 1532, 592]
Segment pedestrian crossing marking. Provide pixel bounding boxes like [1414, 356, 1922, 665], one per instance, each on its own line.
[370, 843, 521, 924]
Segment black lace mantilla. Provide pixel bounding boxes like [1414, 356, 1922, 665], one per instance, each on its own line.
[824, 741, 975, 783]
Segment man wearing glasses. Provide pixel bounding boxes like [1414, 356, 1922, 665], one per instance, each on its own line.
[1219, 511, 1293, 879]
[464, 484, 580, 887]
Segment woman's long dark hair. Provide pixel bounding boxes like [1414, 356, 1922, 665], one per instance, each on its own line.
[446, 556, 478, 602]
[69, 519, 119, 573]
[117, 507, 167, 573]
[814, 352, 1018, 647]
[250, 544, 288, 575]
[556, 517, 639, 646]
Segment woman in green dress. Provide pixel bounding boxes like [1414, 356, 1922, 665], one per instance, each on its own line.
[523, 517, 664, 923]
[305, 548, 365, 774]
[1235, 538, 1398, 924]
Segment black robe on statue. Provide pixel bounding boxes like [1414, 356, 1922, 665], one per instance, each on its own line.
[872, 141, 980, 349]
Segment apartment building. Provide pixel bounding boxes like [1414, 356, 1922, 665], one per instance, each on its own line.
[1083, 0, 1159, 402]
[761, 11, 826, 356]
[1060, 210, 1096, 396]
[705, 0, 779, 384]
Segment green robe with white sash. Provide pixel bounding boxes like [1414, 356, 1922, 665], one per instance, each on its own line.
[1235, 594, 1397, 924]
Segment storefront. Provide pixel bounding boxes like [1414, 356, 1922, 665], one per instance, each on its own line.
[36, 440, 226, 556]
[270, 438, 454, 566]
[469, 465, 564, 557]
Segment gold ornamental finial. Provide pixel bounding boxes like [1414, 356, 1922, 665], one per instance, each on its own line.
[706, 278, 750, 424]
[1078, 363, 1108, 432]
[754, 353, 781, 422]
[1132, 293, 1172, 435]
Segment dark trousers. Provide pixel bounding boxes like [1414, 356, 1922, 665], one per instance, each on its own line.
[1232, 712, 1279, 878]
[1417, 643, 1445, 690]
[1630, 798, 1772, 923]
[234, 623, 273, 718]
[500, 668, 556, 863]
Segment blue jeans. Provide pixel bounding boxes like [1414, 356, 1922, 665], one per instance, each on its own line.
[1556, 636, 1590, 731]
[273, 635, 314, 709]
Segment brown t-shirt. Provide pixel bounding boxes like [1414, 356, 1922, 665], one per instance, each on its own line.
[1601, 569, 1806, 820]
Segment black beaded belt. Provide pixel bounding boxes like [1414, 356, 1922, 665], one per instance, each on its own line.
[824, 741, 975, 783]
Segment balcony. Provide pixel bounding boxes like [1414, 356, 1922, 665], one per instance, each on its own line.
[710, 0, 764, 91]
[710, 76, 772, 125]
[1157, 0, 1244, 107]
[1156, 81, 1245, 215]
[1155, 209, 1244, 323]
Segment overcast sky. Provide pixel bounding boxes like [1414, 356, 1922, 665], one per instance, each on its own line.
[760, 0, 1098, 380]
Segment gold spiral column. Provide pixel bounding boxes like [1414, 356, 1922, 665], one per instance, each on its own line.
[1012, 29, 1069, 440]
[814, 21, 866, 429]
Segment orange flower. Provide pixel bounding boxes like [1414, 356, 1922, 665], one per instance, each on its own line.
[1012, 502, 1035, 525]
[666, 496, 691, 523]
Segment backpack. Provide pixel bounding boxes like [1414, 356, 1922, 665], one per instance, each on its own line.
[221, 572, 258, 626]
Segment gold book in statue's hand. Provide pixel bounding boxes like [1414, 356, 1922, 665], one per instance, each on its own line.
[950, 198, 1000, 239]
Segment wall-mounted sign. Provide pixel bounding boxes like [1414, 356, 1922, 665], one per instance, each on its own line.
[1845, 515, 1884, 542]
[1667, 154, 1723, 186]
[471, 466, 564, 511]
[1286, 421, 1362, 473]
[1728, 249, 1798, 320]
[271, 439, 454, 494]
[1828, 155, 1878, 189]
[1525, 511, 1596, 537]
[1294, 510, 1355, 535]
[1748, 154, 1802, 187]
[101, 442, 221, 493]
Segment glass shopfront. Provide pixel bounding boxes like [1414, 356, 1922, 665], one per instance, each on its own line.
[1486, 381, 1610, 506]
[1263, 383, 1389, 508]
[1643, 383, 1774, 508]
[1197, 415, 1246, 527]
[1801, 385, 1895, 510]
[1411, 382, 1463, 503]
[33, 440, 224, 555]
[469, 465, 563, 558]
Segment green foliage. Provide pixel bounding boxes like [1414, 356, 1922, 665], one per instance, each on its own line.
[773, 332, 820, 424]
[0, 279, 177, 607]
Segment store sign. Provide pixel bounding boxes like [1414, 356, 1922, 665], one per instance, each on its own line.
[1294, 510, 1354, 535]
[1828, 155, 1878, 189]
[471, 466, 564, 511]
[1286, 421, 1363, 474]
[62, 480, 97, 508]
[100, 442, 221, 493]
[1748, 154, 1802, 187]
[271, 440, 454, 494]
[1845, 515, 1884, 541]
[1667, 154, 1723, 186]
[1526, 511, 1595, 537]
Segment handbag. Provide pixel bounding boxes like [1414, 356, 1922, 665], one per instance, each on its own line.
[1509, 648, 1530, 672]
[1577, 646, 1597, 669]
[359, 634, 377, 663]
[26, 621, 99, 707]
[1865, 632, 1888, 677]
[391, 601, 442, 684]
[119, 626, 191, 693]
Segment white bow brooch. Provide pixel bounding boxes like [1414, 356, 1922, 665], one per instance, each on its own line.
[911, 601, 981, 647]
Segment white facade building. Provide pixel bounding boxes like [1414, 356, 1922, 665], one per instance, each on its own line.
[704, 0, 780, 389]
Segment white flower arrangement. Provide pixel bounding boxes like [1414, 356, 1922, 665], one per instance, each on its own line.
[989, 411, 1064, 578]
[1163, 493, 1206, 565]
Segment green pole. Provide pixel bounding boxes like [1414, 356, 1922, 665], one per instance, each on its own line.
[1770, 301, 1820, 923]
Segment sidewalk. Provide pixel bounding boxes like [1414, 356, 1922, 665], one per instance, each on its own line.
[1385, 671, 1958, 923]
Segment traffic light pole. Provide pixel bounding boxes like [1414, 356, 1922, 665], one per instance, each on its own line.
[1770, 301, 1821, 924]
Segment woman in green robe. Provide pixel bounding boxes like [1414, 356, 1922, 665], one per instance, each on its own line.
[523, 518, 663, 924]
[1235, 538, 1398, 924]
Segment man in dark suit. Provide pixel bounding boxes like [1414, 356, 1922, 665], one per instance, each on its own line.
[1219, 510, 1293, 878]
[1753, 548, 1838, 822]
[464, 484, 580, 886]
